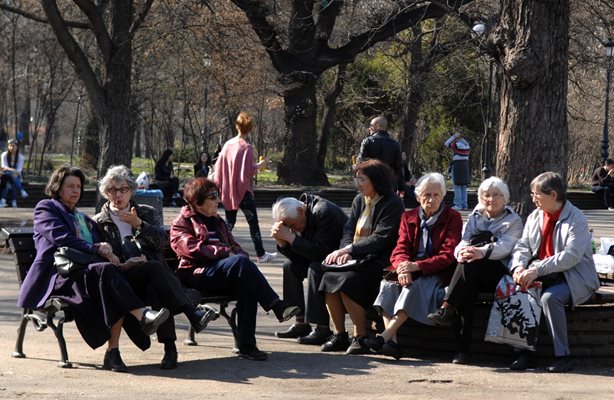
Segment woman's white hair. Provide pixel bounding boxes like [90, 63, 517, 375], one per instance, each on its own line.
[478, 176, 510, 204]
[99, 165, 137, 199]
[414, 172, 446, 197]
[272, 197, 305, 221]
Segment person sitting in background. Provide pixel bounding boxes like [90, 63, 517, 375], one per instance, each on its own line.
[170, 177, 300, 361]
[365, 172, 462, 360]
[271, 194, 348, 345]
[194, 151, 211, 178]
[319, 160, 405, 355]
[17, 164, 170, 373]
[427, 176, 523, 364]
[0, 139, 28, 208]
[94, 165, 216, 370]
[591, 158, 614, 211]
[508, 172, 600, 372]
[154, 148, 181, 206]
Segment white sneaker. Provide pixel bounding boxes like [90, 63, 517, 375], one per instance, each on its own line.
[257, 252, 277, 263]
[11, 200, 17, 208]
[20, 190, 28, 199]
[0, 199, 6, 208]
[608, 207, 614, 212]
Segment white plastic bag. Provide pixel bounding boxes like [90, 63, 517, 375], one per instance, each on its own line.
[484, 275, 542, 351]
[135, 171, 150, 189]
[594, 254, 614, 275]
[599, 237, 614, 255]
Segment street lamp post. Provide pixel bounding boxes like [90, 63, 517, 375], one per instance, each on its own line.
[601, 38, 614, 165]
[202, 53, 212, 152]
[472, 23, 493, 179]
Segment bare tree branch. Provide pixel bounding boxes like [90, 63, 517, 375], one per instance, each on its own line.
[0, 1, 91, 28]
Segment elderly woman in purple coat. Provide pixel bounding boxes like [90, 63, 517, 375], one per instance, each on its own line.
[16, 164, 170, 372]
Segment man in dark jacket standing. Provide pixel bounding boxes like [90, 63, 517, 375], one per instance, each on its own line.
[357, 116, 405, 196]
[271, 194, 348, 345]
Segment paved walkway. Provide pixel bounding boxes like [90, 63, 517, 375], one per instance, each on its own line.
[0, 206, 613, 399]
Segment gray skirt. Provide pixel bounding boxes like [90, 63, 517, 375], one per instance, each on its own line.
[373, 274, 445, 326]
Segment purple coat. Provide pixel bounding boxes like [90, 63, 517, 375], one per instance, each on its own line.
[17, 198, 100, 309]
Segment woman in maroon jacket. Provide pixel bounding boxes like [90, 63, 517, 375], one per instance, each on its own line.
[366, 172, 462, 359]
[170, 178, 299, 361]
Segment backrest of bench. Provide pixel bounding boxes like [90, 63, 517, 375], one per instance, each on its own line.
[1, 227, 36, 285]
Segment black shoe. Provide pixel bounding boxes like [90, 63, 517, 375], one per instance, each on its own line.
[547, 356, 574, 373]
[427, 307, 456, 327]
[381, 340, 403, 360]
[238, 347, 268, 361]
[510, 350, 537, 371]
[363, 335, 385, 352]
[160, 349, 178, 369]
[139, 307, 171, 335]
[297, 327, 333, 345]
[346, 336, 371, 355]
[103, 348, 127, 372]
[452, 352, 471, 365]
[276, 322, 311, 338]
[272, 301, 301, 323]
[320, 332, 350, 352]
[190, 307, 219, 333]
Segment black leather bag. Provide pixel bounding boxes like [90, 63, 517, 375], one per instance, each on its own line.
[469, 230, 497, 247]
[54, 247, 103, 277]
[122, 236, 144, 259]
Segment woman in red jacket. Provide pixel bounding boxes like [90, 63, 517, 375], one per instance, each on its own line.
[169, 177, 299, 361]
[365, 172, 462, 359]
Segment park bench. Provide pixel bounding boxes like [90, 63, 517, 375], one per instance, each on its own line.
[2, 226, 238, 368]
[396, 275, 614, 360]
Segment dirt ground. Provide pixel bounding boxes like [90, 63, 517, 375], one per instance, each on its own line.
[1, 207, 613, 400]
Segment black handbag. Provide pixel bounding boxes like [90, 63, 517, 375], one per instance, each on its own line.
[54, 247, 103, 277]
[469, 230, 497, 247]
[121, 236, 144, 259]
[321, 259, 366, 272]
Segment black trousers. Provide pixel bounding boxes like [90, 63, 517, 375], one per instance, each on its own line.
[592, 184, 614, 208]
[444, 259, 509, 353]
[122, 260, 189, 342]
[282, 259, 329, 326]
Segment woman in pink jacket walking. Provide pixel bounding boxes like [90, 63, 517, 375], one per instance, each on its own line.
[214, 112, 276, 262]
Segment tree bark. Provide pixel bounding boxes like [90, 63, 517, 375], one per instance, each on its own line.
[278, 80, 328, 185]
[493, 0, 570, 217]
[317, 64, 347, 173]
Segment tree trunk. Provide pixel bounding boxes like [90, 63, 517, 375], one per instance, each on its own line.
[278, 80, 329, 185]
[317, 64, 347, 168]
[493, 0, 570, 218]
[97, 0, 134, 177]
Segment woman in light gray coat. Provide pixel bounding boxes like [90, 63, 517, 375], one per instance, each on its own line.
[427, 177, 523, 364]
[509, 172, 600, 373]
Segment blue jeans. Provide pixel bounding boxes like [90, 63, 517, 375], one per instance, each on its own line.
[196, 255, 279, 352]
[453, 184, 467, 209]
[1, 171, 24, 202]
[224, 192, 266, 257]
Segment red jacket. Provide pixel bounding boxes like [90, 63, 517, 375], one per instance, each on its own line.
[170, 205, 249, 272]
[390, 206, 462, 285]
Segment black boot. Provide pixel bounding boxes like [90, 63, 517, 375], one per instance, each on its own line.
[160, 341, 178, 370]
[103, 348, 127, 372]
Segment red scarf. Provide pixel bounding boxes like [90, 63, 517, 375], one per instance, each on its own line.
[538, 206, 563, 259]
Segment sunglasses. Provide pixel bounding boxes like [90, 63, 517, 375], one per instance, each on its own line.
[205, 191, 219, 200]
[107, 186, 131, 195]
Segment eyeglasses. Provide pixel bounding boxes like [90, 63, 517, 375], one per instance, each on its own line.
[481, 193, 504, 200]
[354, 177, 368, 184]
[107, 186, 130, 195]
[205, 191, 219, 200]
